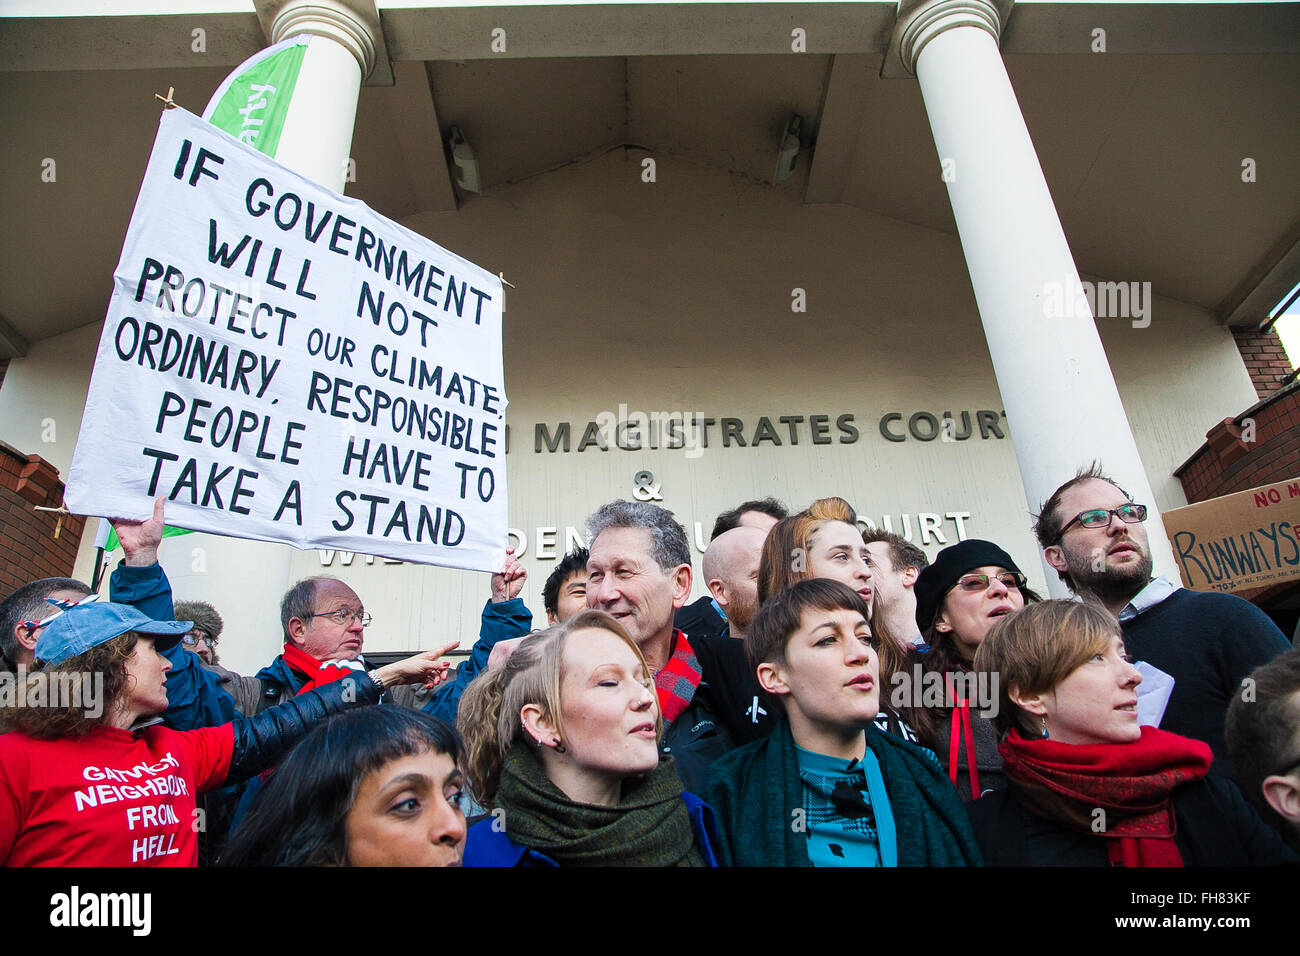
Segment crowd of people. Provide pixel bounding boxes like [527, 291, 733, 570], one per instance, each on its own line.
[1, 463, 1298, 868]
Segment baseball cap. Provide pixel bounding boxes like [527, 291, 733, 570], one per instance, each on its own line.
[35, 601, 192, 667]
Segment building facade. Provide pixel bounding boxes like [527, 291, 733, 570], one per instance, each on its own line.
[1, 1, 1297, 672]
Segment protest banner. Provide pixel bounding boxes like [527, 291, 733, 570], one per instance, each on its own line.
[66, 107, 508, 573]
[1161, 478, 1300, 593]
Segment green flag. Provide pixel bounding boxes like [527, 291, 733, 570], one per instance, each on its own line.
[202, 35, 310, 157]
[104, 525, 195, 553]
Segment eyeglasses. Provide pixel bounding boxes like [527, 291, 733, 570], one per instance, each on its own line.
[309, 608, 372, 628]
[1056, 503, 1148, 541]
[953, 571, 1026, 594]
[182, 632, 216, 648]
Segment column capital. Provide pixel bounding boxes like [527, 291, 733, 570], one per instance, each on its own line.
[893, 0, 1007, 75]
[258, 0, 380, 80]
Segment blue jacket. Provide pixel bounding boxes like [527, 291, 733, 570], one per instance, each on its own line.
[111, 562, 532, 728]
[250, 597, 532, 719]
[462, 791, 720, 866]
[423, 598, 532, 724]
[109, 561, 237, 731]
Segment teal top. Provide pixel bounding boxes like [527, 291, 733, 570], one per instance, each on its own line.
[795, 745, 898, 867]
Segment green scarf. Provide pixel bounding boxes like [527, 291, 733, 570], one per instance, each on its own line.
[495, 742, 706, 867]
[701, 719, 984, 867]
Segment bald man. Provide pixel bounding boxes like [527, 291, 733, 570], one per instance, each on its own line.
[703, 526, 767, 641]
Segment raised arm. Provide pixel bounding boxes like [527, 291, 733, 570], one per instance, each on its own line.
[108, 498, 237, 729]
[423, 548, 533, 723]
[221, 642, 457, 785]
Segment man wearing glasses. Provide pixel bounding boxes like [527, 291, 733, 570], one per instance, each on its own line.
[1035, 464, 1290, 776]
[175, 600, 223, 666]
[201, 576, 467, 715]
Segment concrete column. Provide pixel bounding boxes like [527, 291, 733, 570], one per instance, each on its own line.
[267, 0, 378, 193]
[148, 2, 383, 666]
[895, 0, 1179, 594]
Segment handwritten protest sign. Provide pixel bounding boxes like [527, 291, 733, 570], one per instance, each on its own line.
[66, 108, 508, 573]
[1161, 478, 1300, 593]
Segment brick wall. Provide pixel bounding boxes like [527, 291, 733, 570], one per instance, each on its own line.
[0, 443, 87, 596]
[1176, 382, 1300, 503]
[1232, 327, 1294, 399]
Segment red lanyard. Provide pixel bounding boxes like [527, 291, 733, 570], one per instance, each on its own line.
[946, 673, 981, 800]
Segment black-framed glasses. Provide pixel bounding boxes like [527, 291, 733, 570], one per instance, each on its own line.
[310, 608, 372, 628]
[1056, 503, 1148, 541]
[182, 632, 216, 648]
[952, 571, 1026, 594]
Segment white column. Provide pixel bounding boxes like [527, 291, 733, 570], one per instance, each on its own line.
[153, 2, 380, 661]
[895, 0, 1179, 595]
[268, 0, 377, 193]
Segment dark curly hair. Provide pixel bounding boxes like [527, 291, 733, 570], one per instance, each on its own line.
[1, 633, 137, 738]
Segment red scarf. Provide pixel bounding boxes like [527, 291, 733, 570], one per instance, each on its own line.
[998, 726, 1211, 867]
[280, 643, 367, 696]
[654, 630, 702, 727]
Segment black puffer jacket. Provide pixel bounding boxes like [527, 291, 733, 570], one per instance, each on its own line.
[660, 632, 775, 793]
[222, 672, 384, 784]
[968, 775, 1299, 866]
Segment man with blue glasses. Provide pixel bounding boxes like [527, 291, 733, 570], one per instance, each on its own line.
[1034, 464, 1289, 777]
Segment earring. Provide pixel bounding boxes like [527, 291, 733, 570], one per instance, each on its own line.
[1040, 716, 1050, 740]
[522, 721, 542, 748]
[552, 737, 566, 754]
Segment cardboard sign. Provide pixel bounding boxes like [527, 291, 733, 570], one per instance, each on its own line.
[1161, 479, 1300, 593]
[66, 108, 508, 573]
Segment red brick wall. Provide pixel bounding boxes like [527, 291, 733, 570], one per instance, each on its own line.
[1177, 384, 1300, 503]
[1232, 327, 1294, 399]
[0, 444, 87, 597]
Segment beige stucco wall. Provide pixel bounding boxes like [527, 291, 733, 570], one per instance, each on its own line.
[0, 149, 1258, 675]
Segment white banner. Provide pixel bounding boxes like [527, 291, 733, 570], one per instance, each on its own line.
[67, 108, 508, 573]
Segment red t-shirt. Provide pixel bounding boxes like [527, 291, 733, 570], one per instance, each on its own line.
[0, 722, 234, 866]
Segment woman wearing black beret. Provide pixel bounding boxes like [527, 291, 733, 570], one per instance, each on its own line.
[903, 539, 1041, 801]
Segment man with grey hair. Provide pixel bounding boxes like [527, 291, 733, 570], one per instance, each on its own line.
[585, 500, 774, 791]
[216, 563, 530, 719]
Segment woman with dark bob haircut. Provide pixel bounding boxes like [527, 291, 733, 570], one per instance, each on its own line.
[968, 600, 1297, 866]
[221, 707, 466, 867]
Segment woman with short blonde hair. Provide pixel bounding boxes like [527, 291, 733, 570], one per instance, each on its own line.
[459, 610, 716, 866]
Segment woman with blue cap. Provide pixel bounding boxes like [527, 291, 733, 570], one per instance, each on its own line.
[0, 599, 456, 867]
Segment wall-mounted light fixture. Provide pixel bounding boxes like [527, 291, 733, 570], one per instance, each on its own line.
[448, 125, 481, 194]
[773, 115, 802, 184]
